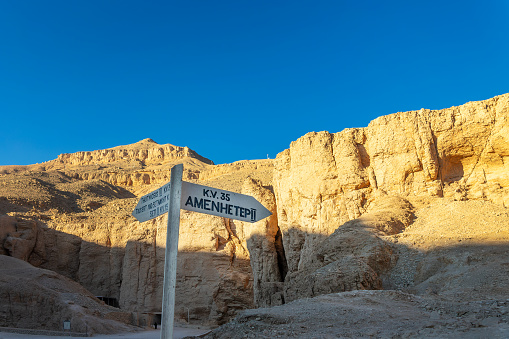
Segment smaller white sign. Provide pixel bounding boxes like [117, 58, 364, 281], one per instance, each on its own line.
[132, 182, 172, 223]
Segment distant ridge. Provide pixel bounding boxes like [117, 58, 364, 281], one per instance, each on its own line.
[56, 138, 214, 166]
[0, 139, 214, 175]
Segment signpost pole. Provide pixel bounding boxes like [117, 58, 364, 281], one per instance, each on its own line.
[160, 164, 183, 339]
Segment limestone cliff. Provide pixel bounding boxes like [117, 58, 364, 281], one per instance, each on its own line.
[2, 93, 509, 331]
[0, 139, 214, 188]
[274, 93, 509, 282]
[0, 141, 274, 326]
[55, 138, 213, 167]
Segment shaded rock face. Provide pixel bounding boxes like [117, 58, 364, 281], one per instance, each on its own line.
[0, 210, 258, 326]
[241, 178, 286, 307]
[117, 211, 256, 325]
[0, 214, 127, 300]
[0, 255, 134, 335]
[0, 215, 37, 260]
[282, 194, 412, 302]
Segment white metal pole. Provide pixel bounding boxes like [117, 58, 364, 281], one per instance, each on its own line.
[160, 163, 183, 339]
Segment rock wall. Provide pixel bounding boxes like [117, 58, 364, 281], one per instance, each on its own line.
[3, 93, 509, 329]
[282, 193, 413, 302]
[118, 210, 255, 325]
[0, 255, 134, 334]
[240, 178, 285, 307]
[274, 93, 509, 279]
[0, 209, 257, 326]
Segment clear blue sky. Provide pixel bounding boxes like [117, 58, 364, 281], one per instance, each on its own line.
[1, 1, 508, 166]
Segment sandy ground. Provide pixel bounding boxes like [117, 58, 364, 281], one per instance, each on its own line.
[0, 327, 211, 339]
[200, 290, 509, 338]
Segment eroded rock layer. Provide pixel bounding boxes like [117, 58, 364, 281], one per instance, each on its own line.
[1, 93, 509, 331]
[274, 93, 509, 283]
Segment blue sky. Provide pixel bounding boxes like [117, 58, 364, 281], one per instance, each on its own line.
[1, 1, 508, 166]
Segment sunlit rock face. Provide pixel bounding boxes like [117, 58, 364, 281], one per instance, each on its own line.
[2, 93, 509, 328]
[273, 93, 509, 286]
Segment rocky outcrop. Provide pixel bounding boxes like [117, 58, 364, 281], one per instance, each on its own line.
[116, 210, 255, 325]
[274, 93, 509, 280]
[55, 138, 213, 167]
[282, 194, 412, 302]
[0, 255, 134, 334]
[3, 218, 39, 262]
[0, 139, 214, 189]
[64, 163, 205, 188]
[240, 178, 286, 307]
[0, 215, 19, 256]
[56, 139, 214, 188]
[2, 93, 509, 332]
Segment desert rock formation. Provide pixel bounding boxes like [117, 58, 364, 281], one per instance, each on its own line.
[2, 93, 509, 336]
[0, 255, 134, 335]
[274, 93, 509, 295]
[0, 140, 275, 327]
[204, 195, 509, 338]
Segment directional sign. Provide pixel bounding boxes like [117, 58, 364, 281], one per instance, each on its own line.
[132, 181, 272, 223]
[130, 165, 272, 339]
[180, 181, 272, 223]
[132, 181, 172, 222]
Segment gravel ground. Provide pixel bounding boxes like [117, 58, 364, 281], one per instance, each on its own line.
[202, 290, 509, 338]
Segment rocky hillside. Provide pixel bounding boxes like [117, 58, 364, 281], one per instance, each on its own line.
[0, 139, 275, 327]
[0, 138, 214, 187]
[274, 93, 509, 302]
[0, 255, 135, 335]
[1, 93, 509, 336]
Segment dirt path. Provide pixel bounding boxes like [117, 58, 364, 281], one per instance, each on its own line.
[0, 327, 211, 339]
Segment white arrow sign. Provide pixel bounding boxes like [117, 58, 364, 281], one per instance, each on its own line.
[132, 181, 272, 223]
[180, 181, 272, 223]
[132, 181, 172, 223]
